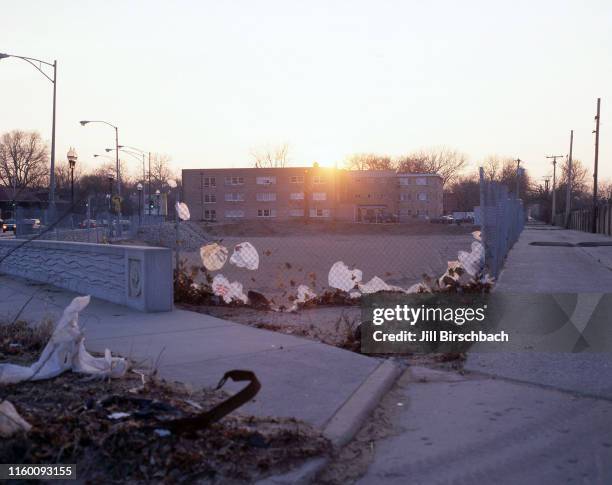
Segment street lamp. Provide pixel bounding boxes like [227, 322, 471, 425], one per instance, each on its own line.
[107, 146, 149, 205]
[67, 147, 78, 205]
[155, 189, 161, 216]
[0, 52, 58, 213]
[80, 120, 120, 196]
[137, 183, 143, 224]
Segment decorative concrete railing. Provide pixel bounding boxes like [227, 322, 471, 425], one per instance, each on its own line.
[0, 240, 173, 312]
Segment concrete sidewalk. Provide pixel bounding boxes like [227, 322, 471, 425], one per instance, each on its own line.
[466, 224, 612, 399]
[0, 274, 399, 442]
[494, 224, 612, 292]
[357, 226, 612, 484]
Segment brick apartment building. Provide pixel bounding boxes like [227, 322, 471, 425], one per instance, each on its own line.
[181, 166, 443, 223]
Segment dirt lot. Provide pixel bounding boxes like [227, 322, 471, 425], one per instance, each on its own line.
[199, 220, 475, 238]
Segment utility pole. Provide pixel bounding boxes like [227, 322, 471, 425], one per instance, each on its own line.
[514, 158, 521, 198]
[592, 97, 601, 233]
[546, 155, 564, 225]
[564, 130, 573, 228]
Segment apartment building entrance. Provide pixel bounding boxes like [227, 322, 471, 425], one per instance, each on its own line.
[356, 205, 394, 223]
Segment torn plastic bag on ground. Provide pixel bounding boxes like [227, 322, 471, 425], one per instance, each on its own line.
[200, 243, 229, 271]
[212, 274, 249, 304]
[175, 202, 191, 221]
[229, 242, 259, 270]
[0, 400, 31, 437]
[328, 261, 363, 292]
[0, 296, 127, 385]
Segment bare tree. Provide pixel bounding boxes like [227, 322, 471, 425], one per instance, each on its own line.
[345, 153, 394, 171]
[149, 153, 176, 190]
[55, 160, 84, 192]
[560, 158, 588, 196]
[251, 144, 290, 168]
[482, 155, 503, 181]
[396, 147, 467, 186]
[0, 130, 49, 200]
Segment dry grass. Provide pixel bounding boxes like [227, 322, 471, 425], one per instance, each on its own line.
[0, 319, 54, 362]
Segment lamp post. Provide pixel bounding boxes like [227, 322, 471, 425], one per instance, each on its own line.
[110, 145, 150, 211]
[137, 183, 143, 224]
[67, 147, 78, 206]
[155, 189, 161, 216]
[80, 120, 120, 196]
[0, 52, 58, 215]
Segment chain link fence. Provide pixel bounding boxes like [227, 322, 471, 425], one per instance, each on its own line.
[479, 168, 525, 278]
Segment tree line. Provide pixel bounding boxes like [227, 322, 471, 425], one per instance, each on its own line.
[0, 130, 178, 208]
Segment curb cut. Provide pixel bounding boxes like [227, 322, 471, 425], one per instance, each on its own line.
[322, 358, 402, 448]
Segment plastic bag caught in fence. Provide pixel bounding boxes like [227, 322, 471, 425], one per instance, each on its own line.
[328, 261, 363, 292]
[229, 242, 260, 271]
[359, 276, 407, 294]
[458, 240, 484, 276]
[0, 296, 127, 385]
[212, 274, 248, 304]
[175, 202, 191, 221]
[200, 243, 229, 271]
[287, 284, 317, 311]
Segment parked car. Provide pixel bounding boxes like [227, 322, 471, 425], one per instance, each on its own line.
[2, 219, 16, 233]
[23, 218, 41, 230]
[79, 219, 97, 228]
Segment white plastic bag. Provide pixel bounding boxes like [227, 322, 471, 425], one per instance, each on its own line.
[458, 240, 484, 276]
[328, 261, 363, 292]
[200, 243, 228, 271]
[0, 401, 31, 437]
[175, 202, 190, 221]
[359, 276, 404, 294]
[212, 274, 248, 304]
[229, 242, 259, 270]
[0, 296, 127, 385]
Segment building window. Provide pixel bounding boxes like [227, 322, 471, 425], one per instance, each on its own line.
[290, 175, 304, 184]
[257, 208, 276, 218]
[400, 193, 411, 201]
[224, 210, 244, 218]
[309, 208, 330, 218]
[203, 176, 216, 188]
[418, 193, 428, 201]
[399, 178, 410, 186]
[225, 193, 245, 202]
[204, 194, 216, 203]
[204, 209, 216, 221]
[290, 192, 304, 200]
[313, 176, 325, 184]
[256, 192, 277, 201]
[256, 176, 276, 185]
[225, 176, 244, 186]
[416, 177, 428, 186]
[312, 192, 327, 201]
[289, 209, 304, 216]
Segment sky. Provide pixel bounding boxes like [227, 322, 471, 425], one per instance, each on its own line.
[2, 0, 612, 185]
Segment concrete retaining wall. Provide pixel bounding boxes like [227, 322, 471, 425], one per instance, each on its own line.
[0, 239, 173, 312]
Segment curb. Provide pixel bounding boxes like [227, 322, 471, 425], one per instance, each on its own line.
[257, 359, 402, 485]
[322, 358, 402, 448]
[254, 457, 328, 485]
